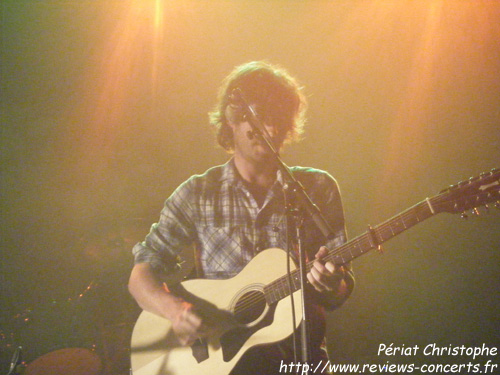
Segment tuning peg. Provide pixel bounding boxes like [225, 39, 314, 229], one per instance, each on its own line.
[460, 212, 468, 220]
[471, 207, 480, 216]
[495, 201, 500, 209]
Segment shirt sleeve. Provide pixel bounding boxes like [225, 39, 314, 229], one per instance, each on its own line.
[308, 170, 355, 310]
[132, 178, 197, 275]
[322, 173, 347, 251]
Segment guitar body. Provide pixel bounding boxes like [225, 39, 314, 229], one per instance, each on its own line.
[130, 248, 303, 375]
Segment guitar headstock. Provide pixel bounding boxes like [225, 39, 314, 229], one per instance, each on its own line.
[434, 168, 500, 215]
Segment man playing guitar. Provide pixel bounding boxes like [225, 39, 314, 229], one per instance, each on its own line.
[128, 61, 354, 374]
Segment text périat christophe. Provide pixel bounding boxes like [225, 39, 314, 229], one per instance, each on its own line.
[378, 343, 497, 360]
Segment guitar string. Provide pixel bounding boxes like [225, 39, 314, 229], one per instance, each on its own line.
[233, 202, 434, 314]
[235, 215, 420, 314]
[237, 185, 500, 312]
[232, 197, 458, 314]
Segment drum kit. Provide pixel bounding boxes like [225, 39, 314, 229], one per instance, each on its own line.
[1, 219, 150, 375]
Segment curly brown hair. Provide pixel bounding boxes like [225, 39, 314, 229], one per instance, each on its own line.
[209, 61, 307, 152]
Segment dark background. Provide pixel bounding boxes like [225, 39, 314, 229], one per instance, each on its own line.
[1, 1, 499, 372]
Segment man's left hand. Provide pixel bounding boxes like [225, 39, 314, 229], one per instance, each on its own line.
[307, 246, 346, 294]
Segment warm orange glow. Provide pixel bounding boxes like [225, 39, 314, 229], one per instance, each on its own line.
[376, 1, 444, 203]
[152, 0, 164, 101]
[347, 1, 500, 214]
[67, 0, 170, 172]
[58, 0, 499, 207]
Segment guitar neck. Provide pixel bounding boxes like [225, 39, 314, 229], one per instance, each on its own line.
[264, 197, 436, 305]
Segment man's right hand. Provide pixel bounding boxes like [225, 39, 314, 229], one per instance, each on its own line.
[170, 300, 212, 346]
[128, 263, 217, 347]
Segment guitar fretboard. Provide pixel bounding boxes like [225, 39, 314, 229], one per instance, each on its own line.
[263, 198, 437, 305]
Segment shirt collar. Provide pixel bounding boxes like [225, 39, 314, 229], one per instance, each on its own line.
[221, 157, 286, 188]
[220, 158, 239, 184]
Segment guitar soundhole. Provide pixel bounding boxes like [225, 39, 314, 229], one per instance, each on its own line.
[233, 290, 266, 325]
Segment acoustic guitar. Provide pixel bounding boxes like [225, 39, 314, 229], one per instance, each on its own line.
[131, 168, 500, 375]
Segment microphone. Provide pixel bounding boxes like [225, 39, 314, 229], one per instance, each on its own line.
[231, 88, 267, 145]
[227, 88, 249, 124]
[230, 88, 258, 132]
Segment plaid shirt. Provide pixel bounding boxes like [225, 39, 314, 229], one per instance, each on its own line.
[133, 159, 347, 280]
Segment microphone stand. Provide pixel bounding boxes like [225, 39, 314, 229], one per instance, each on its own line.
[232, 89, 336, 367]
[6, 346, 22, 375]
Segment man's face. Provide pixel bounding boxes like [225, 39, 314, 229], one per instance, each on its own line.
[228, 105, 287, 164]
[226, 102, 289, 163]
[226, 104, 286, 162]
